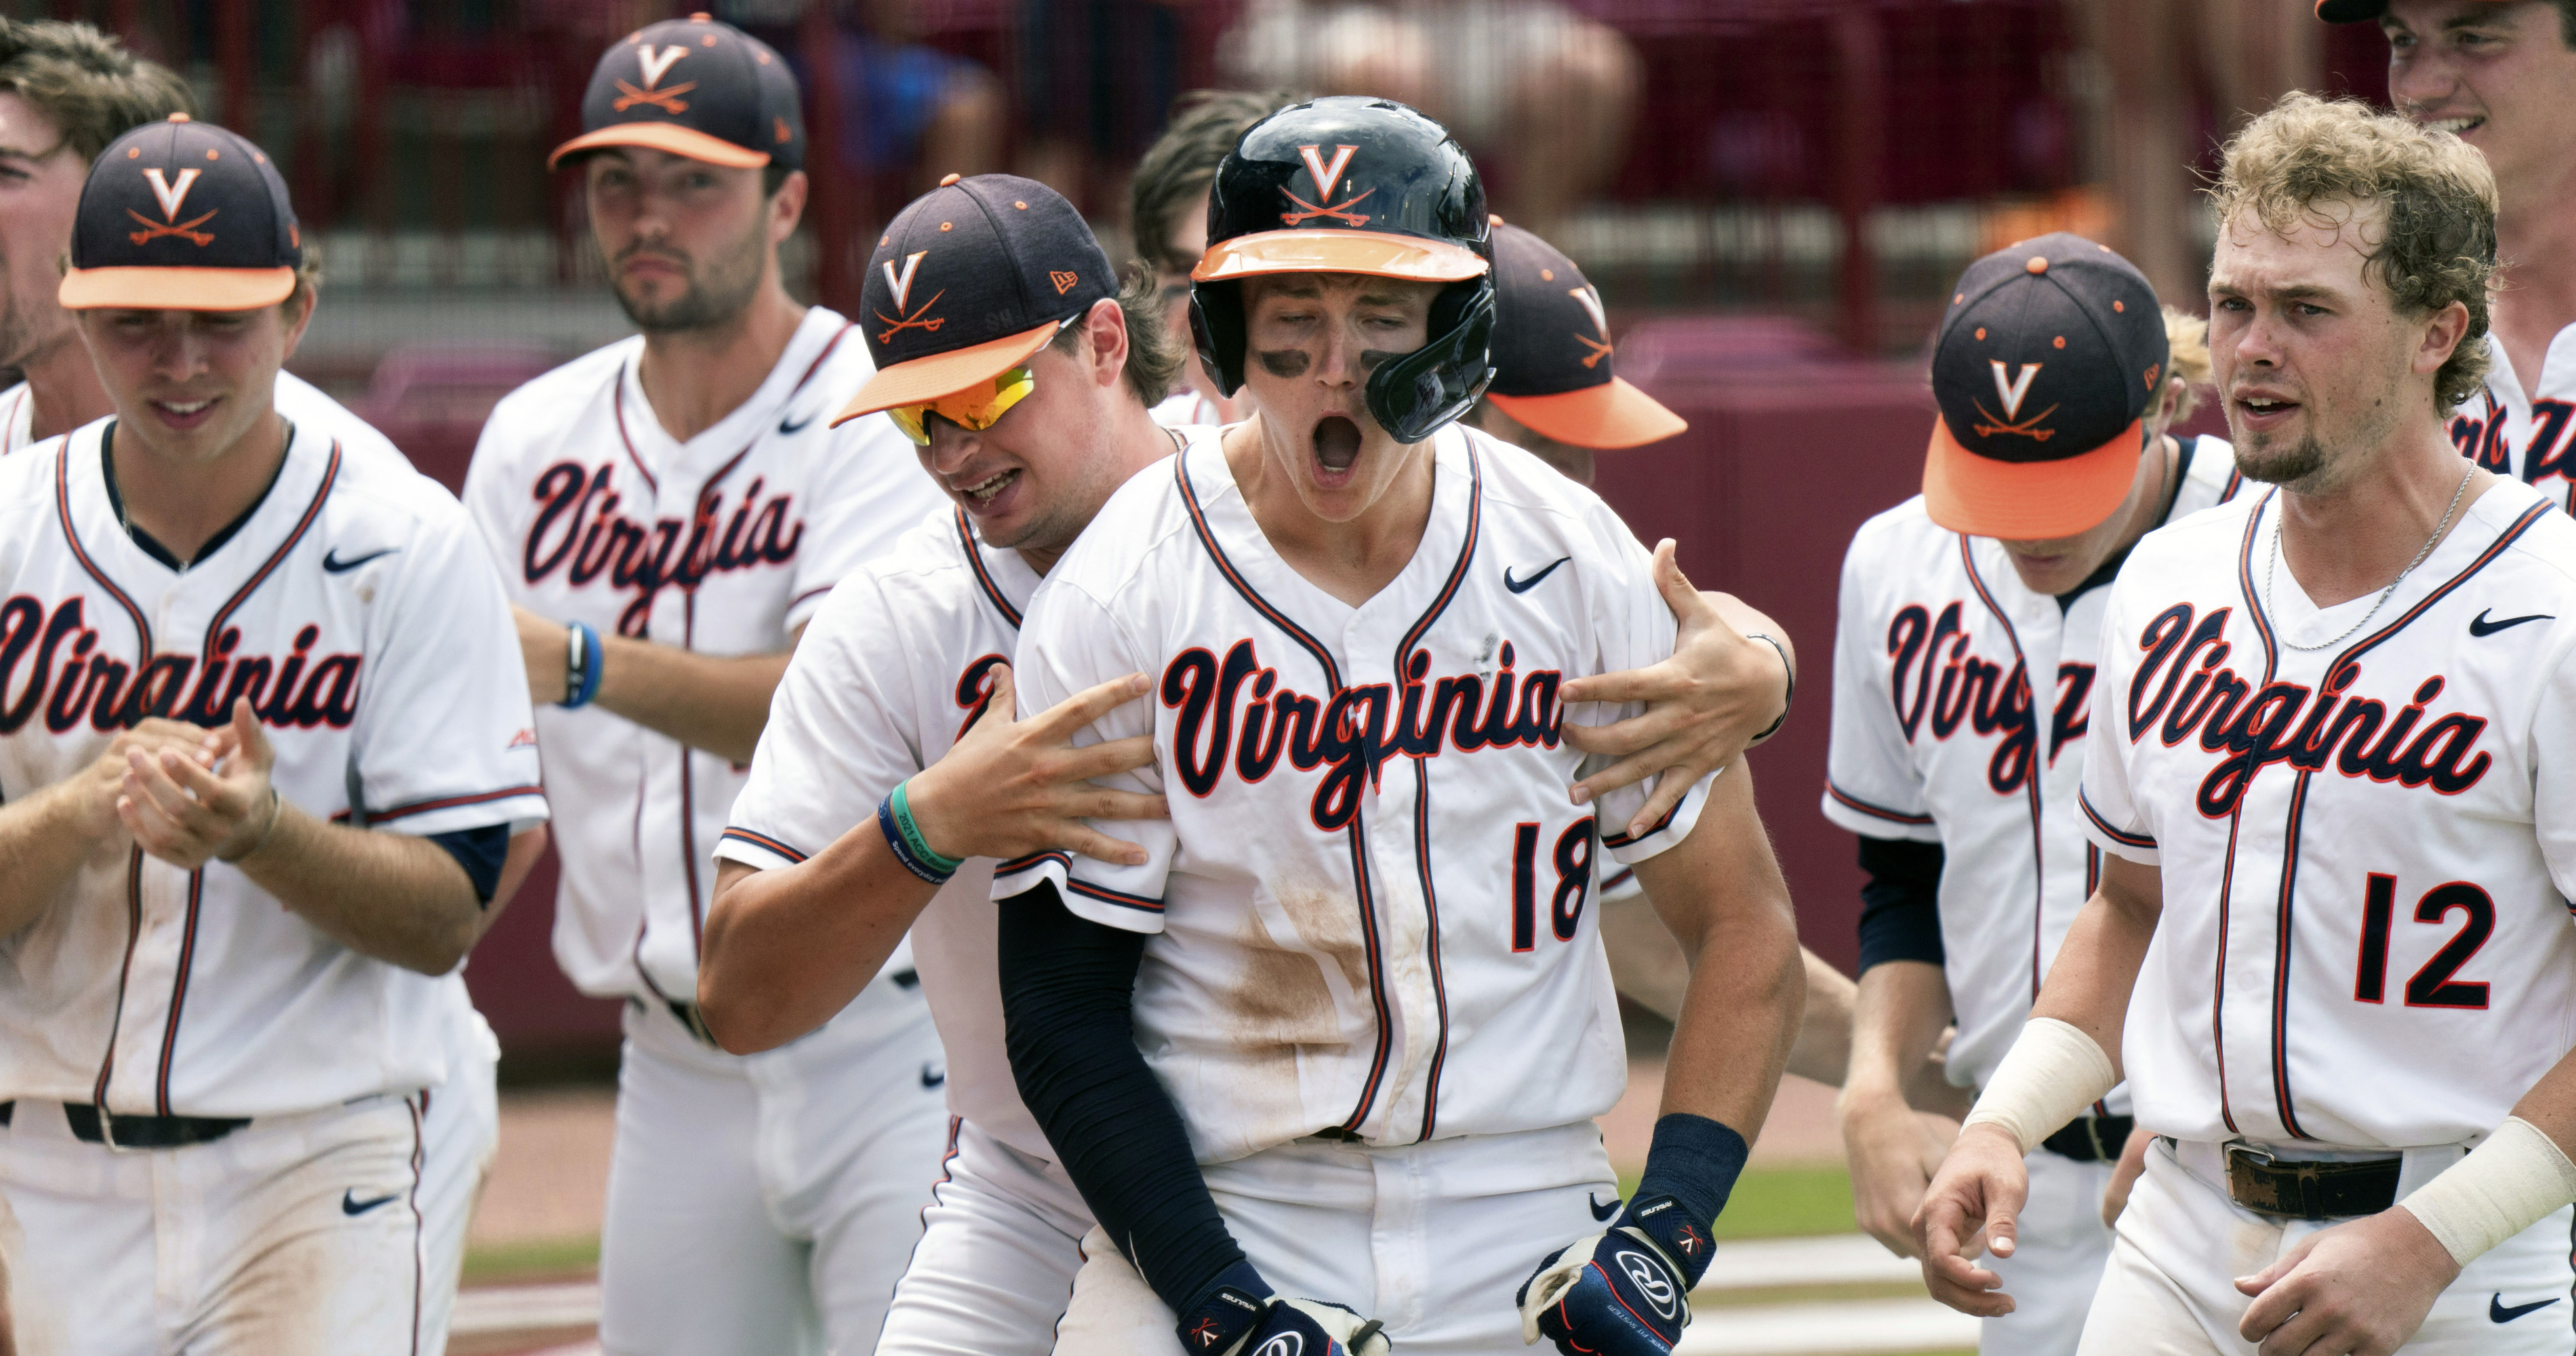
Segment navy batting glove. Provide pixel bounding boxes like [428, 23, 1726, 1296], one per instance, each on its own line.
[1515, 1224, 1692, 1356]
[1177, 1266, 1391, 1356]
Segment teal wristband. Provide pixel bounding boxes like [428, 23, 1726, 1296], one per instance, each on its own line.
[889, 780, 964, 875]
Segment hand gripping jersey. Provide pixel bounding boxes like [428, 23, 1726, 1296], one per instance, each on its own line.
[2451, 327, 2576, 513]
[2080, 477, 2576, 1149]
[1822, 435, 2241, 1093]
[994, 424, 1714, 1163]
[715, 501, 1052, 1157]
[0, 413, 546, 1119]
[462, 306, 943, 1003]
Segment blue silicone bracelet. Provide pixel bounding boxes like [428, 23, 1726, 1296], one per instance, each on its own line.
[561, 620, 604, 709]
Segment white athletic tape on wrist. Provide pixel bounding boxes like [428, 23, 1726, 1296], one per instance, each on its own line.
[1959, 1018, 2118, 1157]
[2397, 1117, 2576, 1268]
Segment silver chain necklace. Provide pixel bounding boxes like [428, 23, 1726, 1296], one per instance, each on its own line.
[2265, 463, 2473, 652]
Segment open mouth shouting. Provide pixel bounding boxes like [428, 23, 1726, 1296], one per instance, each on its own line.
[1310, 414, 1362, 487]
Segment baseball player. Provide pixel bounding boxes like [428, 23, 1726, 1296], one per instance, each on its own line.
[1462, 216, 1874, 1082]
[992, 96, 1801, 1356]
[699, 167, 1809, 1353]
[0, 114, 545, 1353]
[1917, 94, 2576, 1355]
[0, 28, 532, 1353]
[1824, 234, 2237, 1355]
[461, 16, 950, 1354]
[2321, 0, 2576, 513]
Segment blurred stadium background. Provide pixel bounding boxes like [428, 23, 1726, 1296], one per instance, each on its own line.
[4, 0, 2390, 1071]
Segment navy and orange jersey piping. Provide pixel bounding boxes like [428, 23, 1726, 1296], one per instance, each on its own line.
[957, 509, 1024, 629]
[719, 826, 809, 864]
[150, 866, 207, 1116]
[2234, 490, 2551, 1142]
[2084, 843, 2101, 897]
[917, 1115, 965, 1234]
[91, 846, 147, 1112]
[994, 848, 1070, 879]
[610, 363, 660, 496]
[2076, 789, 2153, 850]
[1958, 536, 2049, 1005]
[404, 1094, 428, 1356]
[681, 593, 707, 953]
[1396, 446, 1481, 1141]
[609, 318, 855, 504]
[1825, 780, 1935, 827]
[363, 784, 546, 826]
[199, 440, 342, 666]
[1602, 866, 1636, 893]
[1178, 450, 1401, 1132]
[1601, 799, 1683, 850]
[54, 439, 151, 656]
[994, 848, 1165, 911]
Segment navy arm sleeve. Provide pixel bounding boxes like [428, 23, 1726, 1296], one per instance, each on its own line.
[426, 823, 509, 905]
[996, 880, 1255, 1314]
[1855, 835, 1944, 972]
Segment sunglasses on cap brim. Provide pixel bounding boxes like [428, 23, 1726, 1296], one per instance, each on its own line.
[884, 315, 1076, 446]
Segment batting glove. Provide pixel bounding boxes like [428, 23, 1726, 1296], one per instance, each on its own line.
[1179, 1285, 1392, 1356]
[1516, 1201, 1706, 1355]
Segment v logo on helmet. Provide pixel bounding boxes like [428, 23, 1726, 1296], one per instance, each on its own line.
[1297, 144, 1357, 199]
[884, 251, 928, 310]
[636, 45, 688, 89]
[1989, 361, 2042, 420]
[144, 167, 199, 222]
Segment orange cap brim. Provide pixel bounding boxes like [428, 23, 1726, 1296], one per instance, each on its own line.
[1487, 378, 1687, 450]
[1922, 414, 2144, 539]
[60, 266, 294, 312]
[548, 123, 769, 171]
[831, 318, 1062, 427]
[1192, 229, 1487, 284]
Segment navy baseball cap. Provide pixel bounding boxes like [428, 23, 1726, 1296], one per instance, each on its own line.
[2314, 0, 2500, 21]
[60, 114, 300, 312]
[1924, 233, 2167, 540]
[1484, 220, 1684, 449]
[549, 14, 803, 172]
[832, 174, 1116, 425]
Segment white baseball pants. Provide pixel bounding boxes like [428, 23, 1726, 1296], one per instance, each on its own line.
[596, 975, 951, 1356]
[415, 1000, 499, 1356]
[0, 1092, 430, 1356]
[2076, 1136, 2576, 1355]
[873, 1116, 1093, 1356]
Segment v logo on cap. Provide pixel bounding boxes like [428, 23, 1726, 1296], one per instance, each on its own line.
[1988, 361, 2041, 420]
[637, 45, 688, 88]
[884, 251, 927, 309]
[129, 167, 214, 247]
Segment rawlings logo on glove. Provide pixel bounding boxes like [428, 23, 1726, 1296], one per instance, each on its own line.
[1516, 1209, 1697, 1355]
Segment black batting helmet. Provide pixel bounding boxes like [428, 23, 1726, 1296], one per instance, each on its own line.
[1189, 96, 1494, 444]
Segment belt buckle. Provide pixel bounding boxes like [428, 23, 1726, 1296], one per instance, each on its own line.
[2226, 1142, 2325, 1220]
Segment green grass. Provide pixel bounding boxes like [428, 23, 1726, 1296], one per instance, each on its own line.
[1618, 1164, 1860, 1239]
[460, 1235, 599, 1285]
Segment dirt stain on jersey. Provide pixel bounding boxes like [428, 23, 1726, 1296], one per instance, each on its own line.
[1227, 904, 1340, 1046]
[1273, 883, 1371, 994]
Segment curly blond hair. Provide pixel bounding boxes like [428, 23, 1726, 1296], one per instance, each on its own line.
[2207, 92, 2497, 412]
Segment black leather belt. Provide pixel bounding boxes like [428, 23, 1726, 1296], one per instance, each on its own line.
[63, 1102, 249, 1150]
[1306, 1125, 1366, 1142]
[2042, 1113, 2133, 1163]
[2223, 1144, 2402, 1220]
[666, 999, 719, 1048]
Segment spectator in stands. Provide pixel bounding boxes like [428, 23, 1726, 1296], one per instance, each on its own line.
[1129, 87, 1300, 428]
[726, 0, 1001, 195]
[1015, 0, 1188, 213]
[1219, 0, 1640, 239]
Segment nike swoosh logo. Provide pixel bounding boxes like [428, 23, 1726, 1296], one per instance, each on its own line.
[1588, 1191, 1621, 1222]
[321, 548, 397, 574]
[780, 411, 816, 435]
[2469, 608, 2554, 637]
[1505, 557, 1572, 594]
[2492, 1292, 2559, 1323]
[921, 1062, 946, 1090]
[342, 1189, 402, 1216]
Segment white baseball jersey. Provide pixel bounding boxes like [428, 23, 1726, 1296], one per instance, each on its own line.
[717, 501, 1051, 1157]
[2080, 476, 2576, 1149]
[1149, 389, 1225, 431]
[997, 424, 1714, 1163]
[2451, 325, 2576, 511]
[0, 410, 546, 1119]
[1822, 434, 2242, 1092]
[463, 306, 942, 1003]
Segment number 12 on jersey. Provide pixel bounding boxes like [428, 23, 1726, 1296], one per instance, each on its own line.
[2354, 872, 2493, 1010]
[1512, 817, 1596, 952]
